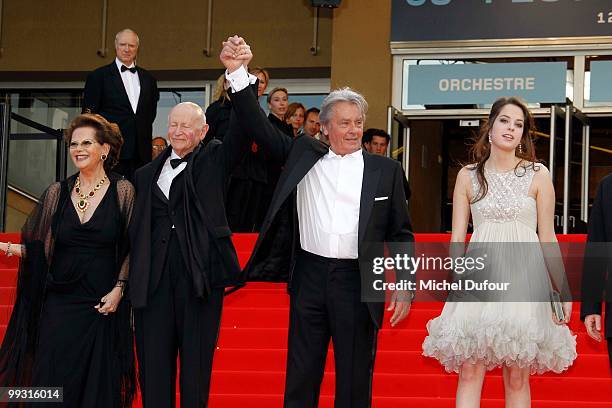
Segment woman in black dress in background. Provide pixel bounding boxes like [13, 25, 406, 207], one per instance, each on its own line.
[0, 114, 136, 407]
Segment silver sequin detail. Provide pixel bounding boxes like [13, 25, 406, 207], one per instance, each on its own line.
[470, 164, 536, 223]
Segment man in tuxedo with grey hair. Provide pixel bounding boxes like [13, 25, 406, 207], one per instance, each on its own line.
[224, 35, 415, 407]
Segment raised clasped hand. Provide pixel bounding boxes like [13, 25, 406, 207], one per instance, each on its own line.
[220, 35, 253, 73]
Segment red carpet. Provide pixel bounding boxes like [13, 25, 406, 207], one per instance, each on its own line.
[0, 232, 610, 407]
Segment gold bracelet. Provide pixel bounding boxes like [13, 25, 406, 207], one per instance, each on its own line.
[115, 280, 126, 295]
[4, 242, 13, 257]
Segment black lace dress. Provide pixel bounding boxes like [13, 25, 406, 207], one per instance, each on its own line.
[0, 174, 136, 408]
[32, 181, 122, 406]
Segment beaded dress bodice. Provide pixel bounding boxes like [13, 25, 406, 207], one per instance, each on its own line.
[469, 163, 538, 228]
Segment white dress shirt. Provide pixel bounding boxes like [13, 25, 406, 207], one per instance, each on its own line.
[157, 150, 187, 199]
[225, 65, 258, 92]
[298, 149, 364, 259]
[115, 58, 141, 113]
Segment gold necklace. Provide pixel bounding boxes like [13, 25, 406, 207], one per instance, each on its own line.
[75, 175, 108, 213]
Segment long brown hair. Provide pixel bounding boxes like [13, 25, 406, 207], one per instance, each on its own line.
[469, 96, 538, 203]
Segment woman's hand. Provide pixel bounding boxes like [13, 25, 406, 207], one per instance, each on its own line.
[95, 286, 123, 315]
[0, 242, 23, 258]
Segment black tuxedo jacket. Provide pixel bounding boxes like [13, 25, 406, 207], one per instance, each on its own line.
[230, 86, 414, 328]
[128, 107, 251, 309]
[581, 173, 612, 339]
[83, 62, 159, 164]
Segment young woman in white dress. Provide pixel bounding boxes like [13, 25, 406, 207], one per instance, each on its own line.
[422, 97, 577, 407]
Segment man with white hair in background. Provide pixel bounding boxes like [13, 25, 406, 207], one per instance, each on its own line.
[128, 37, 256, 405]
[224, 35, 415, 408]
[83, 28, 159, 181]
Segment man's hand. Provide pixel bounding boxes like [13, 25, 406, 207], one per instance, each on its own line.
[387, 290, 412, 327]
[220, 35, 253, 74]
[584, 314, 603, 342]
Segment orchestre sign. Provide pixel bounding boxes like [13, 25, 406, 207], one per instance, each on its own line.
[404, 62, 566, 106]
[391, 0, 612, 42]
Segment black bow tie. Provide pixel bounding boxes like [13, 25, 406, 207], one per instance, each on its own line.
[170, 153, 191, 169]
[121, 65, 137, 73]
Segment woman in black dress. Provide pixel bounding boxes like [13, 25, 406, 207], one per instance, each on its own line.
[0, 114, 136, 407]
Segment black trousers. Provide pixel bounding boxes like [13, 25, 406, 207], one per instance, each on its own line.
[284, 250, 378, 408]
[134, 234, 224, 408]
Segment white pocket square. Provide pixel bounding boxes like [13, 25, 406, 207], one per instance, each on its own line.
[374, 196, 389, 201]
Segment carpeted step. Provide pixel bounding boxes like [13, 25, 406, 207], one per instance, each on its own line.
[218, 305, 588, 331]
[0, 268, 17, 286]
[212, 348, 611, 377]
[207, 394, 612, 408]
[216, 326, 607, 354]
[209, 371, 612, 400]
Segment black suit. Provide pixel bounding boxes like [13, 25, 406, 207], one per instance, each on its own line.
[230, 86, 413, 407]
[581, 173, 612, 367]
[83, 61, 159, 179]
[128, 102, 251, 406]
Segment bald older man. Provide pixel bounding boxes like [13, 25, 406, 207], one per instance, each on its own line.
[83, 28, 159, 181]
[128, 99, 253, 405]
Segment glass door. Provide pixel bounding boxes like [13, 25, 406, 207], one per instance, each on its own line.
[548, 103, 590, 234]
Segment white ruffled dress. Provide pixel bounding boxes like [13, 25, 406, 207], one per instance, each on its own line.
[422, 164, 577, 374]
